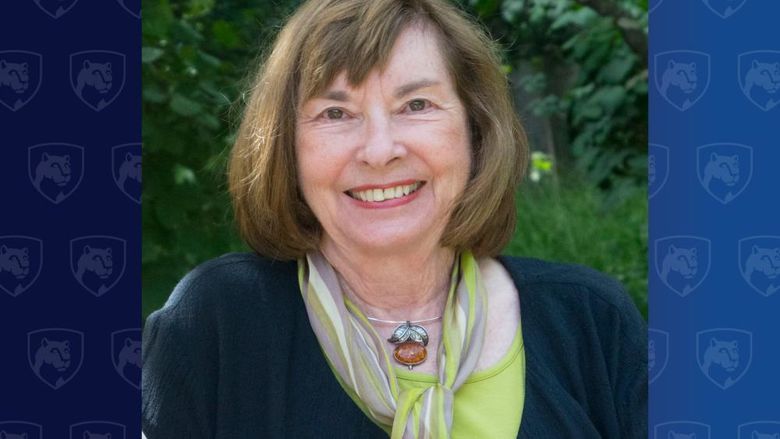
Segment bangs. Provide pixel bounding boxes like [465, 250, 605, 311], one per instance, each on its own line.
[297, 1, 434, 103]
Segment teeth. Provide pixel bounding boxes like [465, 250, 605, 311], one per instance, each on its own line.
[350, 182, 421, 202]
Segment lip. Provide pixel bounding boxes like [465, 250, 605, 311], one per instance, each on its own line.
[345, 181, 425, 209]
[347, 179, 421, 192]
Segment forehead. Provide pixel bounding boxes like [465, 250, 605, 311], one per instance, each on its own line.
[314, 24, 453, 97]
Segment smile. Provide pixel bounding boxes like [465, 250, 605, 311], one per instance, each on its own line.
[346, 181, 425, 203]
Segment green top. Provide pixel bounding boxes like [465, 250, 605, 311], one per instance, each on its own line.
[394, 326, 525, 438]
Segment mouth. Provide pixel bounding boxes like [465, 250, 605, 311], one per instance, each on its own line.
[345, 180, 426, 203]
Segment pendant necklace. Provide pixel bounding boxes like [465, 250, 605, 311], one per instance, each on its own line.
[366, 315, 441, 370]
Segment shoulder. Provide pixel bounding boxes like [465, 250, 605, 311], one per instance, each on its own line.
[497, 255, 639, 318]
[159, 252, 298, 315]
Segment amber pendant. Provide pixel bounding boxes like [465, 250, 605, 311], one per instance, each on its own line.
[393, 342, 427, 369]
[388, 321, 430, 370]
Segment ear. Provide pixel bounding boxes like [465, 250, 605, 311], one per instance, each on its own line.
[711, 152, 718, 161]
[83, 60, 91, 69]
[690, 248, 697, 256]
[668, 60, 676, 69]
[710, 338, 719, 347]
[690, 62, 696, 70]
[752, 245, 759, 254]
[752, 60, 760, 69]
[125, 337, 133, 347]
[668, 432, 676, 439]
[41, 337, 49, 347]
[106, 247, 112, 255]
[0, 245, 6, 254]
[126, 152, 133, 161]
[64, 155, 70, 163]
[0, 60, 6, 68]
[42, 152, 50, 161]
[83, 245, 92, 254]
[668, 245, 677, 254]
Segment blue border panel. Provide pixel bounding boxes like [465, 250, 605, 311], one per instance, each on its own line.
[650, 1, 780, 438]
[0, 1, 141, 437]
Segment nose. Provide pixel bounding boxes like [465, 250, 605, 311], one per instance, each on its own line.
[356, 112, 406, 168]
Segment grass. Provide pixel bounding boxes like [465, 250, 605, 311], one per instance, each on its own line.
[505, 176, 648, 319]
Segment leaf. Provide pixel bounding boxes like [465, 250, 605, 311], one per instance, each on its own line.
[142, 47, 165, 63]
[388, 325, 411, 343]
[169, 93, 203, 117]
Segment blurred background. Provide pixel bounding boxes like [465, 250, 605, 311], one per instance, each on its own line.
[142, 0, 648, 320]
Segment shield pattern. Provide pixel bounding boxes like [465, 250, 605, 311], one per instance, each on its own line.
[701, 0, 748, 18]
[654, 50, 711, 111]
[32, 0, 80, 19]
[0, 235, 43, 298]
[28, 143, 84, 204]
[111, 328, 142, 389]
[70, 421, 126, 439]
[655, 236, 711, 297]
[0, 421, 43, 439]
[738, 421, 780, 439]
[738, 51, 780, 112]
[69, 50, 126, 112]
[70, 236, 126, 297]
[649, 144, 670, 199]
[655, 421, 711, 439]
[697, 328, 753, 390]
[0, 50, 43, 111]
[27, 328, 84, 390]
[648, 329, 669, 384]
[696, 143, 753, 204]
[115, 0, 140, 18]
[739, 236, 780, 297]
[112, 143, 142, 203]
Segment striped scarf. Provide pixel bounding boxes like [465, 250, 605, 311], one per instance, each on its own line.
[298, 250, 487, 439]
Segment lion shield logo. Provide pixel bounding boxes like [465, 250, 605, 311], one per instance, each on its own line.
[655, 50, 711, 111]
[649, 144, 670, 199]
[738, 422, 780, 439]
[112, 143, 142, 203]
[648, 329, 669, 384]
[654, 421, 711, 439]
[70, 236, 126, 297]
[28, 143, 85, 204]
[739, 236, 780, 297]
[0, 421, 43, 439]
[116, 0, 140, 18]
[69, 50, 126, 111]
[696, 143, 753, 204]
[738, 51, 780, 112]
[655, 236, 711, 297]
[111, 328, 141, 389]
[701, 0, 748, 18]
[69, 421, 126, 439]
[32, 0, 80, 19]
[697, 328, 752, 390]
[0, 235, 43, 298]
[27, 328, 84, 390]
[0, 50, 42, 112]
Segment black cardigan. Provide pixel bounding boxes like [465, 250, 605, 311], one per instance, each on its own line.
[142, 253, 647, 438]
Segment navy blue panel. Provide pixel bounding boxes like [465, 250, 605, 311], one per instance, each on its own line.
[0, 1, 141, 437]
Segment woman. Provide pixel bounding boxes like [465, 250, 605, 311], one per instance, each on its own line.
[142, 0, 647, 437]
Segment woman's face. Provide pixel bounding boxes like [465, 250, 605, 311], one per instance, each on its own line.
[296, 24, 471, 255]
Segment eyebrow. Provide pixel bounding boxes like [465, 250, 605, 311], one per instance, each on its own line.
[319, 78, 441, 102]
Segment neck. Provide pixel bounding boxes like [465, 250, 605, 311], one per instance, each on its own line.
[320, 236, 455, 322]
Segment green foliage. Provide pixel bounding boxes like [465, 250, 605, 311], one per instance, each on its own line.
[142, 0, 648, 320]
[507, 175, 648, 318]
[466, 0, 648, 197]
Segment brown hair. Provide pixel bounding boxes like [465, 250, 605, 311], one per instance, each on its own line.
[228, 0, 528, 260]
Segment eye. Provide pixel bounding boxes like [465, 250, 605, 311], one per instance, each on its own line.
[323, 108, 345, 120]
[407, 99, 430, 112]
